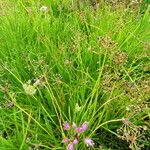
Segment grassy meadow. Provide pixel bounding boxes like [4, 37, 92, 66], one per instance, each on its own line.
[0, 0, 150, 150]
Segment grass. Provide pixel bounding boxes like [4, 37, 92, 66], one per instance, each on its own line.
[0, 0, 150, 150]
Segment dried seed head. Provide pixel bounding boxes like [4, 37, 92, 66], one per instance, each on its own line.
[113, 51, 127, 66]
[98, 36, 118, 50]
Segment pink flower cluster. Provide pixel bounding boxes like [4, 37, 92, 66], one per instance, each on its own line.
[62, 122, 94, 150]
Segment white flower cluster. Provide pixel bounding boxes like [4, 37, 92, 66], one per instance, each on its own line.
[23, 78, 45, 96]
[23, 80, 36, 96]
[40, 6, 48, 12]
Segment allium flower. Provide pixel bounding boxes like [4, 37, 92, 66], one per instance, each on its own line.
[73, 122, 88, 133]
[79, 122, 88, 132]
[62, 121, 92, 149]
[63, 122, 70, 130]
[23, 83, 36, 95]
[40, 6, 48, 11]
[72, 138, 78, 145]
[62, 137, 69, 143]
[72, 122, 80, 132]
[84, 137, 95, 147]
[67, 143, 74, 150]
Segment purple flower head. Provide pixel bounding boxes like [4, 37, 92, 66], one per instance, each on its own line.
[79, 122, 88, 132]
[73, 122, 88, 133]
[67, 142, 74, 150]
[63, 122, 70, 130]
[72, 138, 79, 145]
[62, 137, 69, 143]
[72, 122, 80, 132]
[84, 137, 95, 147]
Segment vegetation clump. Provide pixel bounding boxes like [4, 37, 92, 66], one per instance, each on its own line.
[0, 0, 149, 149]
